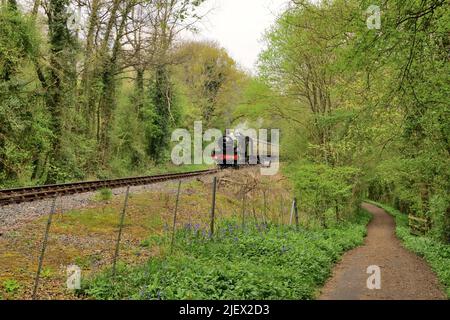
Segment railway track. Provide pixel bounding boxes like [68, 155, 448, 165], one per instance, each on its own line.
[0, 169, 219, 206]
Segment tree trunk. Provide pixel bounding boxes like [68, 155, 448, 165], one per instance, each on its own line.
[80, 0, 100, 134]
[32, 0, 41, 16]
[136, 68, 145, 116]
[45, 0, 75, 183]
[97, 1, 132, 166]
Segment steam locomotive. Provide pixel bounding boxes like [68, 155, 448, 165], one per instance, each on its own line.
[211, 131, 278, 169]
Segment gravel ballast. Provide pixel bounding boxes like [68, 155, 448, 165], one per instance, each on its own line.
[0, 176, 213, 235]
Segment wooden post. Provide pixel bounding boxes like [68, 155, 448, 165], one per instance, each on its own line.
[280, 195, 284, 225]
[58, 196, 64, 221]
[289, 199, 295, 225]
[209, 177, 217, 238]
[294, 198, 300, 231]
[170, 181, 182, 254]
[112, 186, 130, 277]
[241, 191, 246, 229]
[252, 206, 258, 224]
[263, 190, 268, 224]
[32, 197, 57, 300]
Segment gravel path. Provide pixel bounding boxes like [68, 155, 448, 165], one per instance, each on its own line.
[319, 203, 446, 300]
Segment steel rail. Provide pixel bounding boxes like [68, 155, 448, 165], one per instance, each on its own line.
[0, 169, 219, 206]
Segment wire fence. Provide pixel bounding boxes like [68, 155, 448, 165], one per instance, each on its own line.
[0, 169, 300, 300]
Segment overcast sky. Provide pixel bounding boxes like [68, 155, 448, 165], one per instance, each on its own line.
[187, 0, 289, 73]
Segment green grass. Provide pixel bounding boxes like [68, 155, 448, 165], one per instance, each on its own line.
[94, 188, 113, 201]
[2, 279, 21, 296]
[367, 201, 450, 299]
[80, 210, 371, 300]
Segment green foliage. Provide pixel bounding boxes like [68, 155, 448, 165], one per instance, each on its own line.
[147, 65, 181, 164]
[369, 201, 450, 298]
[352, 0, 450, 243]
[41, 267, 54, 279]
[96, 188, 113, 202]
[285, 162, 362, 226]
[174, 41, 245, 129]
[2, 279, 20, 295]
[0, 9, 52, 187]
[0, 1, 228, 187]
[369, 155, 450, 242]
[81, 212, 370, 300]
[0, 7, 40, 80]
[429, 195, 450, 243]
[110, 85, 148, 175]
[259, 0, 449, 244]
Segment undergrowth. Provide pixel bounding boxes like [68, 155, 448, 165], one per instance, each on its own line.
[80, 210, 371, 300]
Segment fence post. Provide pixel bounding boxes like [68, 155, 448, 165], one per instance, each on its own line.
[280, 196, 284, 225]
[170, 181, 182, 254]
[32, 197, 57, 300]
[241, 191, 246, 229]
[294, 198, 300, 231]
[263, 190, 268, 224]
[289, 199, 295, 225]
[209, 177, 217, 238]
[58, 196, 64, 221]
[112, 186, 130, 277]
[252, 206, 258, 224]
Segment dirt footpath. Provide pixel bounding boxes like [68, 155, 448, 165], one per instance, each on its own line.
[319, 203, 446, 300]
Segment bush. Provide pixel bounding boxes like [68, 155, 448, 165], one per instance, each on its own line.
[428, 194, 450, 243]
[285, 162, 362, 226]
[368, 156, 450, 243]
